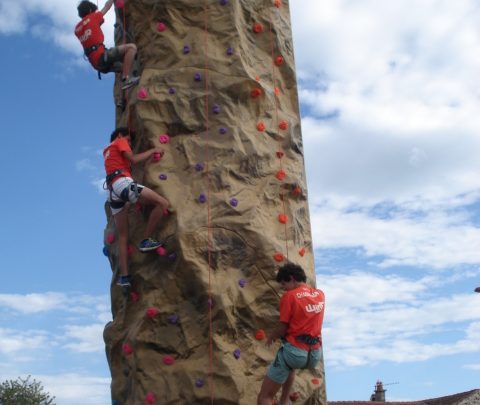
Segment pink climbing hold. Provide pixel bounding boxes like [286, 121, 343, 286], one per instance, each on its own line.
[153, 152, 162, 162]
[115, 0, 125, 9]
[127, 244, 135, 256]
[122, 343, 133, 355]
[130, 292, 140, 302]
[163, 355, 175, 365]
[137, 87, 148, 99]
[156, 22, 166, 32]
[159, 134, 170, 144]
[156, 246, 166, 256]
[146, 307, 159, 318]
[275, 55, 284, 66]
[144, 392, 156, 404]
[106, 233, 115, 244]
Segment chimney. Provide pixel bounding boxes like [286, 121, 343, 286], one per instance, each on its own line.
[371, 380, 386, 402]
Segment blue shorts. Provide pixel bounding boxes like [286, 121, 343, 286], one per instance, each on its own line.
[267, 342, 322, 384]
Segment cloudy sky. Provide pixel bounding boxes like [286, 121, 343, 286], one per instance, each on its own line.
[0, 0, 479, 403]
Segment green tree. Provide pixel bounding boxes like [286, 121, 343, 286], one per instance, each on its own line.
[0, 376, 55, 405]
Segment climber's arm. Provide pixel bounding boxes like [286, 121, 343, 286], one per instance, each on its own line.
[123, 148, 163, 164]
[266, 322, 288, 346]
[100, 0, 114, 16]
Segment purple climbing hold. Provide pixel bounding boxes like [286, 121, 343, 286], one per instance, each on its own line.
[159, 174, 167, 181]
[195, 163, 204, 172]
[233, 348, 241, 359]
[168, 252, 177, 261]
[103, 246, 109, 257]
[208, 298, 215, 308]
[194, 72, 202, 82]
[230, 198, 238, 207]
[220, 0, 228, 5]
[199, 193, 207, 203]
[227, 47, 234, 56]
[219, 127, 227, 135]
[183, 45, 191, 54]
[195, 378, 205, 388]
[212, 104, 221, 114]
[238, 279, 246, 288]
[167, 314, 179, 324]
[169, 87, 176, 94]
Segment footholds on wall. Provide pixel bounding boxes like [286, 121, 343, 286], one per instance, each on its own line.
[251, 88, 262, 98]
[198, 193, 207, 203]
[212, 104, 221, 114]
[219, 127, 228, 135]
[130, 291, 140, 302]
[159, 134, 170, 144]
[153, 152, 162, 162]
[168, 252, 177, 261]
[275, 55, 284, 66]
[195, 163, 204, 172]
[233, 348, 241, 359]
[279, 120, 289, 130]
[238, 278, 246, 288]
[183, 45, 191, 54]
[163, 355, 175, 365]
[167, 314, 179, 324]
[278, 213, 288, 224]
[195, 378, 205, 388]
[274, 0, 281, 8]
[115, 0, 124, 9]
[146, 307, 159, 318]
[256, 122, 266, 132]
[220, 0, 228, 5]
[122, 343, 133, 355]
[168, 87, 176, 94]
[156, 22, 166, 32]
[227, 47, 234, 55]
[273, 252, 285, 262]
[144, 392, 156, 404]
[103, 246, 109, 257]
[230, 198, 239, 207]
[156, 246, 166, 256]
[276, 170, 286, 181]
[159, 173, 167, 180]
[253, 22, 264, 33]
[255, 329, 266, 340]
[299, 247, 306, 257]
[194, 72, 202, 81]
[276, 151, 284, 158]
[137, 87, 148, 99]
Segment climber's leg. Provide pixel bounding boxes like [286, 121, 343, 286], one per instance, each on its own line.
[117, 43, 140, 89]
[278, 372, 295, 405]
[113, 206, 130, 286]
[138, 187, 169, 252]
[257, 375, 281, 405]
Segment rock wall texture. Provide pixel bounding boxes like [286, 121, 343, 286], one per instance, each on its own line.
[103, 1, 327, 404]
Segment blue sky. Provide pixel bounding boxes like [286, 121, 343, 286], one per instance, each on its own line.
[0, 0, 479, 403]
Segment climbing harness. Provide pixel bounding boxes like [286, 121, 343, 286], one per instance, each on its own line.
[296, 335, 321, 369]
[104, 169, 141, 207]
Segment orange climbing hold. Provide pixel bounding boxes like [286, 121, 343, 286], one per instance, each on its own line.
[278, 213, 288, 224]
[292, 186, 302, 196]
[275, 56, 284, 66]
[275, 87, 280, 96]
[276, 151, 284, 158]
[251, 88, 262, 98]
[257, 122, 266, 132]
[255, 329, 266, 340]
[279, 120, 288, 130]
[253, 22, 264, 33]
[311, 378, 320, 385]
[299, 247, 306, 257]
[276, 170, 286, 181]
[255, 75, 260, 81]
[274, 0, 281, 8]
[273, 252, 285, 262]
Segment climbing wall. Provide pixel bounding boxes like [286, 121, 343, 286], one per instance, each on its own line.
[103, 0, 327, 404]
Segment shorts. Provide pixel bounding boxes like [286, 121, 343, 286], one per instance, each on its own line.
[96, 47, 123, 73]
[108, 177, 144, 215]
[267, 342, 322, 384]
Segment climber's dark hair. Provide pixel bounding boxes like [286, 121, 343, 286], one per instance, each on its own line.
[77, 1, 97, 18]
[110, 127, 131, 142]
[276, 263, 307, 283]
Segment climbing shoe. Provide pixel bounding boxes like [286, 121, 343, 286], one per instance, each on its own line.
[116, 275, 131, 287]
[121, 76, 140, 90]
[139, 238, 163, 252]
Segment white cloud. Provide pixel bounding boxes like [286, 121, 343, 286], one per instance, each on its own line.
[0, 328, 51, 354]
[76, 158, 97, 172]
[63, 323, 106, 353]
[0, 292, 66, 314]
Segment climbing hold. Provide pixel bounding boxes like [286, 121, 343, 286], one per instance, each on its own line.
[183, 45, 190, 54]
[122, 343, 133, 355]
[251, 88, 262, 98]
[137, 87, 148, 99]
[279, 120, 289, 130]
[226, 47, 234, 55]
[219, 127, 228, 135]
[290, 392, 300, 401]
[156, 246, 166, 256]
[233, 348, 241, 359]
[163, 355, 175, 365]
[159, 173, 167, 181]
[299, 247, 306, 257]
[102, 246, 109, 257]
[275, 55, 284, 66]
[168, 87, 176, 94]
[144, 392, 156, 404]
[194, 72, 202, 82]
[230, 198, 239, 207]
[292, 186, 302, 197]
[256, 122, 266, 132]
[195, 378, 205, 388]
[153, 152, 162, 162]
[273, 252, 284, 262]
[112, 400, 120, 405]
[255, 329, 266, 340]
[146, 307, 159, 318]
[168, 252, 177, 261]
[253, 22, 264, 33]
[198, 193, 207, 203]
[127, 244, 135, 256]
[276, 170, 286, 181]
[195, 163, 204, 172]
[156, 22, 166, 32]
[311, 378, 320, 385]
[278, 213, 288, 224]
[167, 314, 179, 324]
[275, 87, 280, 96]
[135, 202, 143, 212]
[276, 151, 284, 158]
[115, 0, 124, 8]
[274, 0, 281, 8]
[158, 134, 170, 144]
[208, 298, 215, 308]
[220, 0, 228, 4]
[212, 104, 221, 114]
[106, 233, 115, 244]
[238, 279, 246, 288]
[130, 291, 140, 302]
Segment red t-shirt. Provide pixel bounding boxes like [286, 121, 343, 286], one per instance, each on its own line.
[74, 11, 105, 67]
[279, 285, 325, 351]
[103, 138, 132, 182]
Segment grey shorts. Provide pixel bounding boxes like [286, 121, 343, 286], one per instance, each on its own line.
[108, 177, 144, 215]
[96, 47, 123, 73]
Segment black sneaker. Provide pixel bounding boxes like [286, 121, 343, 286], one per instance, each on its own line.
[116, 275, 131, 287]
[138, 238, 163, 252]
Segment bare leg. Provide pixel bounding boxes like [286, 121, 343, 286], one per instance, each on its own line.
[117, 43, 137, 79]
[138, 187, 169, 239]
[113, 208, 129, 277]
[257, 375, 282, 405]
[278, 371, 295, 405]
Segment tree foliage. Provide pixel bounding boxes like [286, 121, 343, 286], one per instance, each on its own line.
[0, 376, 55, 405]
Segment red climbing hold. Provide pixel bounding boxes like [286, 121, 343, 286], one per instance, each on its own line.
[273, 252, 284, 262]
[251, 88, 262, 98]
[275, 56, 284, 66]
[253, 22, 264, 33]
[257, 122, 266, 132]
[153, 151, 162, 162]
[146, 307, 159, 318]
[276, 151, 284, 158]
[137, 87, 148, 99]
[122, 343, 133, 355]
[130, 292, 140, 302]
[279, 120, 289, 130]
[144, 392, 156, 404]
[299, 247, 306, 257]
[292, 186, 302, 197]
[115, 0, 125, 9]
[274, 0, 281, 8]
[311, 378, 320, 385]
[156, 22, 166, 32]
[290, 392, 300, 401]
[255, 329, 266, 340]
[163, 355, 175, 365]
[276, 170, 286, 181]
[255, 75, 260, 81]
[274, 87, 280, 96]
[127, 244, 135, 256]
[156, 246, 166, 256]
[278, 214, 288, 224]
[106, 233, 115, 244]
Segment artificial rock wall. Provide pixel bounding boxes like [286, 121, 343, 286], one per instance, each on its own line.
[103, 1, 327, 404]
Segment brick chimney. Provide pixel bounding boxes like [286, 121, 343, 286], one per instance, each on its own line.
[371, 380, 386, 402]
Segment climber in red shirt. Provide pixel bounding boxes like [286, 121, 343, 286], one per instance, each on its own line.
[104, 127, 170, 287]
[257, 263, 325, 405]
[75, 0, 139, 89]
